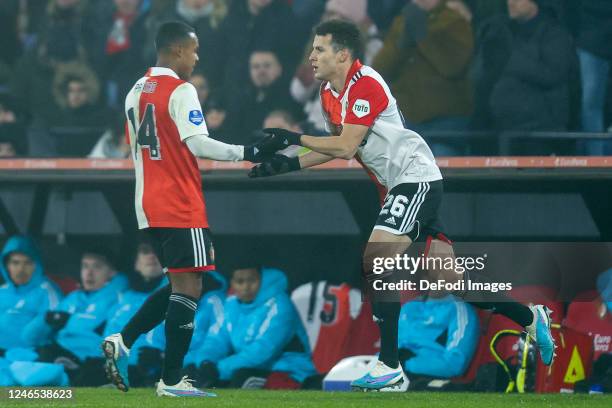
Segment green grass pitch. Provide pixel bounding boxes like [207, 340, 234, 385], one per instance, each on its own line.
[2, 388, 612, 408]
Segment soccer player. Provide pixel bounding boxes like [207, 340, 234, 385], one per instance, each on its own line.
[102, 21, 266, 397]
[250, 19, 555, 392]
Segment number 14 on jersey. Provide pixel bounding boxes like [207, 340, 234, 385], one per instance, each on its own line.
[127, 104, 162, 160]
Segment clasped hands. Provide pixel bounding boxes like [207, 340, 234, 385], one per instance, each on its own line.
[245, 128, 303, 178]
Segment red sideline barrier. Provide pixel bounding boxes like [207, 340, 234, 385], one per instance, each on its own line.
[0, 156, 611, 170]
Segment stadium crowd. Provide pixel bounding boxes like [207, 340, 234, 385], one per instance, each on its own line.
[0, 0, 611, 158]
[0, 234, 611, 391]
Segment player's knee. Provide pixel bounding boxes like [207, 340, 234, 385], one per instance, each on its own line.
[363, 239, 410, 278]
[170, 274, 202, 298]
[424, 238, 457, 282]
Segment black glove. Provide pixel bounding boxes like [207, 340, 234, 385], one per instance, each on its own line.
[45, 311, 71, 330]
[256, 128, 303, 154]
[198, 361, 219, 387]
[399, 347, 416, 363]
[243, 141, 273, 163]
[248, 154, 301, 178]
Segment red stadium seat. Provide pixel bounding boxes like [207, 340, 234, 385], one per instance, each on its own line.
[563, 292, 612, 360]
[291, 281, 380, 374]
[48, 274, 79, 295]
[509, 285, 564, 322]
[454, 285, 562, 384]
[453, 310, 521, 384]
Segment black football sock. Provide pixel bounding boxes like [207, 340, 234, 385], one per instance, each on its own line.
[468, 295, 533, 328]
[121, 284, 172, 348]
[373, 301, 401, 369]
[162, 293, 198, 386]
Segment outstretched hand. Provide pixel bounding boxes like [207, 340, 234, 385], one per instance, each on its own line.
[248, 154, 301, 178]
[255, 128, 303, 155]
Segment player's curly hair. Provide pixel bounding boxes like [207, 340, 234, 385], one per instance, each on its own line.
[314, 19, 364, 60]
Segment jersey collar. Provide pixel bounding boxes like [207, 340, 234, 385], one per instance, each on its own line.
[325, 59, 363, 99]
[146, 67, 180, 79]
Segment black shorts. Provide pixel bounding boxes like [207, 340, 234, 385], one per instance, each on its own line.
[373, 180, 446, 241]
[144, 227, 215, 273]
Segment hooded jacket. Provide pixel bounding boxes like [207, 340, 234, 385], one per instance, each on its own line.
[197, 268, 316, 382]
[50, 274, 127, 361]
[398, 295, 479, 378]
[597, 268, 612, 313]
[0, 236, 62, 350]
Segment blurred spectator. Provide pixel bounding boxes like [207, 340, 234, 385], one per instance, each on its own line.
[290, 0, 383, 134]
[597, 268, 612, 313]
[103, 242, 166, 387]
[324, 0, 383, 65]
[219, 0, 307, 100]
[262, 110, 309, 156]
[52, 63, 107, 128]
[398, 294, 479, 381]
[37, 0, 87, 61]
[84, 0, 149, 109]
[461, 0, 507, 28]
[0, 62, 11, 94]
[372, 0, 474, 156]
[89, 110, 130, 158]
[189, 71, 230, 141]
[367, 0, 406, 34]
[576, 0, 612, 155]
[191, 71, 210, 107]
[0, 2, 22, 70]
[291, 0, 326, 29]
[262, 109, 310, 155]
[35, 248, 127, 386]
[0, 236, 63, 353]
[14, 0, 50, 51]
[472, 0, 576, 133]
[0, 135, 17, 158]
[148, 0, 228, 92]
[263, 110, 303, 134]
[226, 49, 302, 144]
[446, 1, 473, 22]
[28, 62, 108, 157]
[0, 94, 26, 157]
[193, 267, 316, 389]
[184, 271, 227, 368]
[10, 0, 89, 128]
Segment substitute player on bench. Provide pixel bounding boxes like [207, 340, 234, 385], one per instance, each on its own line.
[250, 19, 555, 392]
[102, 21, 266, 397]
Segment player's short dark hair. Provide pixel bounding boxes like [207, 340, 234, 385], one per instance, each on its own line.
[314, 19, 363, 60]
[231, 266, 262, 277]
[155, 21, 196, 53]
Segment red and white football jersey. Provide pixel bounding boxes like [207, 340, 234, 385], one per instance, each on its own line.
[320, 60, 442, 194]
[125, 67, 209, 229]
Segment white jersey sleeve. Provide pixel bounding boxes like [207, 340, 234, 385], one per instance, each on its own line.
[169, 82, 209, 141]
